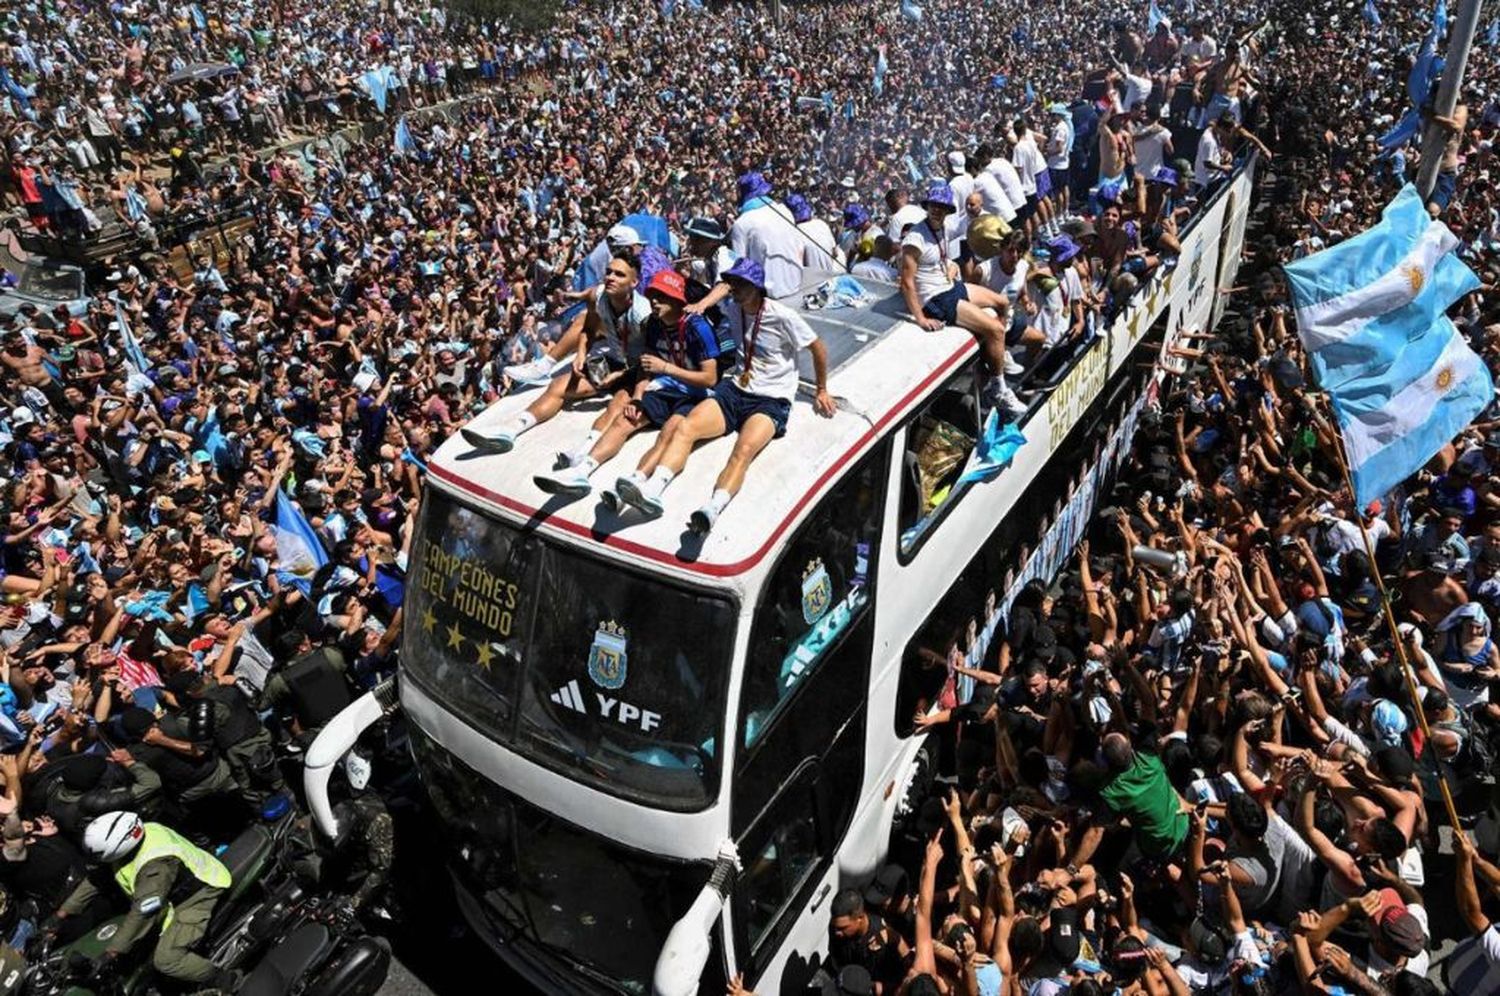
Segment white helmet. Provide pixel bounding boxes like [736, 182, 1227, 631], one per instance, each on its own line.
[83, 812, 145, 863]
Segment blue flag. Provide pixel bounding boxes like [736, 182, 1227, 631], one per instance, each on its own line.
[272, 489, 329, 596]
[1433, 0, 1448, 36]
[660, 0, 676, 17]
[1488, 18, 1499, 45]
[114, 302, 149, 373]
[900, 0, 923, 21]
[1363, 0, 1381, 26]
[1284, 185, 1490, 505]
[361, 66, 395, 113]
[873, 46, 887, 97]
[1148, 0, 1166, 34]
[1024, 81, 1036, 106]
[958, 411, 1028, 486]
[393, 116, 416, 155]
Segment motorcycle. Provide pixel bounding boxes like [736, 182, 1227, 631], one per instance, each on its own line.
[22, 807, 391, 996]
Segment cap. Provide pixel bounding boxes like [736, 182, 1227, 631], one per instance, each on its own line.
[1148, 165, 1180, 186]
[1189, 917, 1229, 965]
[966, 214, 1011, 260]
[8, 406, 34, 427]
[947, 150, 967, 175]
[737, 171, 773, 202]
[1061, 217, 1097, 240]
[1378, 904, 1426, 958]
[921, 182, 957, 213]
[722, 257, 767, 293]
[842, 203, 870, 229]
[606, 224, 643, 249]
[683, 216, 727, 241]
[645, 268, 688, 304]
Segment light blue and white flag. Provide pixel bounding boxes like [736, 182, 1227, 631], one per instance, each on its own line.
[1285, 185, 1491, 506]
[957, 410, 1028, 486]
[873, 46, 887, 97]
[1148, 0, 1166, 34]
[900, 0, 924, 22]
[114, 301, 149, 373]
[1362, 0, 1381, 27]
[393, 116, 416, 155]
[1487, 18, 1499, 46]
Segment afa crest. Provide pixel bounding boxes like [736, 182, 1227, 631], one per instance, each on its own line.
[801, 558, 833, 625]
[587, 621, 629, 690]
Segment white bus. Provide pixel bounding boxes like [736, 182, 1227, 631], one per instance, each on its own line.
[307, 165, 1257, 995]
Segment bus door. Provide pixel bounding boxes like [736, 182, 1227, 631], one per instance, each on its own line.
[727, 443, 890, 990]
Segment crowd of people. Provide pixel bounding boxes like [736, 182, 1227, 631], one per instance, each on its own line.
[0, 0, 1496, 990]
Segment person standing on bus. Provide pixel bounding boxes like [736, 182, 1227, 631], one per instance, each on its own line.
[534, 269, 723, 499]
[613, 258, 834, 534]
[461, 252, 649, 455]
[898, 183, 1026, 421]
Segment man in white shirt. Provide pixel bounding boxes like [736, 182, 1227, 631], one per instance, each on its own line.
[613, 258, 835, 534]
[728, 171, 804, 299]
[1180, 21, 1219, 73]
[1132, 105, 1174, 179]
[983, 144, 1027, 222]
[884, 188, 928, 241]
[786, 194, 844, 273]
[945, 151, 978, 248]
[1043, 105, 1075, 217]
[1011, 117, 1054, 238]
[1450, 834, 1500, 993]
[1194, 114, 1233, 191]
[898, 184, 1026, 420]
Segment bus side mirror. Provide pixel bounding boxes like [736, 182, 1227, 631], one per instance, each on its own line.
[304, 678, 400, 839]
[652, 840, 741, 996]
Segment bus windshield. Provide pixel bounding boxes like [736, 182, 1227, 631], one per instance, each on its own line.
[404, 491, 736, 809]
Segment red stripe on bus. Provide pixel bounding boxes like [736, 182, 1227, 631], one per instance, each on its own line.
[431, 338, 978, 578]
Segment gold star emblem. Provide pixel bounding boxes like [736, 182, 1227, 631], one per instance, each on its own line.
[1435, 366, 1455, 392]
[444, 622, 464, 651]
[475, 642, 495, 670]
[421, 607, 436, 632]
[1404, 264, 1425, 295]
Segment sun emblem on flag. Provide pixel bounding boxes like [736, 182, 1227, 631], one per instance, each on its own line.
[1404, 264, 1425, 295]
[1435, 366, 1455, 392]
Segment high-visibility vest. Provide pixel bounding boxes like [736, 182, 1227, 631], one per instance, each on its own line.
[114, 823, 231, 927]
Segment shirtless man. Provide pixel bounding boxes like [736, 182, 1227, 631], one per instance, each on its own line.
[0, 326, 66, 409]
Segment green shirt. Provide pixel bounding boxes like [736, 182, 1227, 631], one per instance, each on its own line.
[1098, 750, 1188, 857]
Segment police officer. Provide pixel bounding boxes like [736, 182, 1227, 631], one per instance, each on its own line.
[47, 812, 240, 991]
[39, 752, 163, 838]
[165, 670, 287, 807]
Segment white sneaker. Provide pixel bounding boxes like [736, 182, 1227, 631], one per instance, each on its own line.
[553, 449, 583, 471]
[981, 376, 1028, 422]
[460, 427, 515, 454]
[615, 473, 663, 517]
[599, 487, 623, 514]
[503, 357, 558, 386]
[1003, 352, 1024, 376]
[688, 505, 719, 535]
[534, 466, 592, 498]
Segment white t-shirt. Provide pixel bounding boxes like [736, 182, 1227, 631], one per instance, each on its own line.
[1045, 118, 1073, 170]
[797, 218, 843, 273]
[727, 298, 817, 402]
[1445, 923, 1500, 994]
[980, 256, 1029, 301]
[1181, 36, 1219, 63]
[887, 203, 927, 240]
[1012, 135, 1047, 195]
[901, 221, 955, 304]
[1122, 72, 1153, 112]
[731, 199, 805, 299]
[1133, 124, 1173, 177]
[972, 170, 1016, 221]
[851, 258, 899, 282]
[946, 173, 977, 244]
[1194, 128, 1223, 187]
[985, 157, 1027, 212]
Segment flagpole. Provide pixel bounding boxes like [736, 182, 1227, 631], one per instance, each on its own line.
[1321, 401, 1463, 830]
[1416, 0, 1485, 201]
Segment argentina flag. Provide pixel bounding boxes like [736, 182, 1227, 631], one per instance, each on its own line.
[1285, 185, 1491, 507]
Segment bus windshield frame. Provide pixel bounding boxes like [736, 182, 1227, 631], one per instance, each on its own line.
[404, 488, 738, 811]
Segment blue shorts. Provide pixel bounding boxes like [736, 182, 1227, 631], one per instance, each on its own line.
[1433, 170, 1457, 210]
[636, 387, 701, 427]
[1035, 169, 1053, 199]
[921, 282, 969, 327]
[710, 380, 791, 438]
[1048, 167, 1070, 195]
[1015, 195, 1038, 224]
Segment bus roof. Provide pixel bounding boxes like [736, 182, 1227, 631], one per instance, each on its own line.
[429, 275, 974, 586]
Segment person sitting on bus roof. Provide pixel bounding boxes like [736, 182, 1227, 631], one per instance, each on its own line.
[679, 216, 737, 309]
[899, 182, 1027, 422]
[612, 258, 835, 534]
[461, 252, 650, 456]
[534, 269, 724, 499]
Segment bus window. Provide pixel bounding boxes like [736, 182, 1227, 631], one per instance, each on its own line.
[898, 361, 981, 558]
[405, 491, 737, 810]
[739, 446, 887, 750]
[739, 792, 820, 954]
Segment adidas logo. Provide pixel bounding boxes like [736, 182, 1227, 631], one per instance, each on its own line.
[549, 680, 587, 714]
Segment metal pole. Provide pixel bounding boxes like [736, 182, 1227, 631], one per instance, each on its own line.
[771, 0, 782, 28]
[1415, 0, 1485, 201]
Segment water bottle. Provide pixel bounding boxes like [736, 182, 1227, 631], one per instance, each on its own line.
[1132, 545, 1184, 576]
